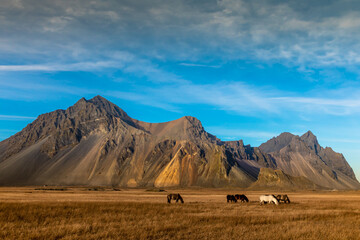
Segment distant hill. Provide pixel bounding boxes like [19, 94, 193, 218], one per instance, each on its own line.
[0, 95, 358, 189]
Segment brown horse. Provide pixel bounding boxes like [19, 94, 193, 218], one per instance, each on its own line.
[227, 195, 237, 203]
[234, 194, 249, 203]
[167, 193, 184, 203]
[276, 195, 291, 203]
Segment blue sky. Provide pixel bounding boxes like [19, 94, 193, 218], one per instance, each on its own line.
[1, 0, 360, 179]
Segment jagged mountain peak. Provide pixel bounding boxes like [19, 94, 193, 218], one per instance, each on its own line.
[181, 116, 207, 133]
[88, 95, 121, 112]
[183, 115, 202, 126]
[302, 130, 315, 137]
[259, 132, 295, 153]
[300, 130, 320, 153]
[69, 96, 130, 117]
[89, 95, 108, 102]
[260, 131, 322, 153]
[159, 115, 217, 142]
[300, 130, 318, 144]
[279, 132, 295, 137]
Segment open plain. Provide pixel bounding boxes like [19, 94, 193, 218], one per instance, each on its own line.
[0, 187, 360, 240]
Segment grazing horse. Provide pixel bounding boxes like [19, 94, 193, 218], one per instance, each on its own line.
[259, 195, 279, 205]
[234, 194, 249, 203]
[276, 195, 291, 203]
[167, 193, 184, 203]
[227, 195, 237, 203]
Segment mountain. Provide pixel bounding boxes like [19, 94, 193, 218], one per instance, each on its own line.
[0, 96, 268, 187]
[259, 131, 359, 189]
[0, 96, 358, 189]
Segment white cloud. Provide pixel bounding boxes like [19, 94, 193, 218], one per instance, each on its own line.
[0, 51, 185, 84]
[179, 63, 221, 68]
[3, 0, 360, 70]
[0, 61, 121, 71]
[109, 77, 360, 117]
[205, 126, 279, 140]
[0, 115, 36, 120]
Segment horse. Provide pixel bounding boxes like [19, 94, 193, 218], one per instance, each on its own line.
[259, 195, 279, 205]
[227, 195, 237, 203]
[276, 195, 291, 203]
[234, 194, 249, 203]
[167, 193, 184, 203]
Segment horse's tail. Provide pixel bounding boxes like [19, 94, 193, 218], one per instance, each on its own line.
[167, 194, 171, 203]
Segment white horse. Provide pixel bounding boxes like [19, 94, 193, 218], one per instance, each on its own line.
[259, 195, 279, 205]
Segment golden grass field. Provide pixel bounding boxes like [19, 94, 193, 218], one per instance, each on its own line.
[0, 187, 360, 240]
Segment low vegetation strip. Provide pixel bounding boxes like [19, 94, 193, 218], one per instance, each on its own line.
[0, 199, 360, 239]
[34, 188, 68, 191]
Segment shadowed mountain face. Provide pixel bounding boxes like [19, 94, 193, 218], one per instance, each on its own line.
[0, 96, 358, 189]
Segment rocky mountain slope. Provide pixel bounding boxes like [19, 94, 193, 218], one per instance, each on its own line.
[259, 132, 359, 189]
[249, 168, 323, 190]
[0, 96, 358, 189]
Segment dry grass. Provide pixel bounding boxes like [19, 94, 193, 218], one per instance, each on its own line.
[0, 188, 360, 239]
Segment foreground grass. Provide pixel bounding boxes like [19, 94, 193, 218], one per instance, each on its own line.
[1, 199, 360, 240]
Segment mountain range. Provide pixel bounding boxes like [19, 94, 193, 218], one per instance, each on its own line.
[0, 95, 358, 189]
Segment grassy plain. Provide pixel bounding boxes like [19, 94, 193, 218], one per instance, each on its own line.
[0, 187, 359, 239]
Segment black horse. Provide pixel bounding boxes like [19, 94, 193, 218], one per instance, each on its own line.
[276, 195, 291, 203]
[227, 195, 237, 203]
[234, 194, 249, 203]
[167, 193, 184, 203]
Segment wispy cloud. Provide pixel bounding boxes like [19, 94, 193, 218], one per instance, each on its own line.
[0, 52, 186, 84]
[273, 97, 360, 108]
[109, 78, 360, 117]
[206, 126, 279, 141]
[0, 61, 122, 72]
[0, 79, 97, 100]
[320, 137, 360, 144]
[0, 115, 36, 120]
[112, 81, 280, 116]
[107, 91, 181, 113]
[179, 63, 221, 68]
